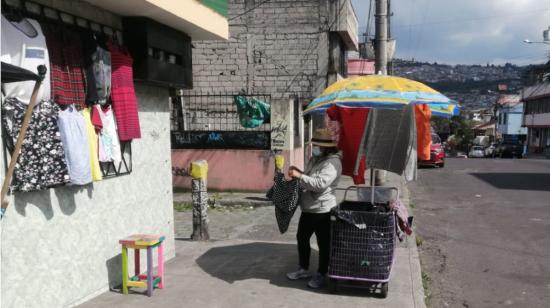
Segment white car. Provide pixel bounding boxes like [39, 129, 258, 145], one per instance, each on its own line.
[468, 146, 485, 158]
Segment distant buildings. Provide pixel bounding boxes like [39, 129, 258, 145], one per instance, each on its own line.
[392, 60, 525, 112]
[522, 61, 550, 154]
[494, 94, 527, 142]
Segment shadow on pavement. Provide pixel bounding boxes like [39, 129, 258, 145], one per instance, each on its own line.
[196, 242, 316, 290]
[195, 242, 389, 298]
[470, 173, 550, 191]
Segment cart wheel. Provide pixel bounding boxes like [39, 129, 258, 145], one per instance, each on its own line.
[380, 282, 388, 298]
[328, 278, 338, 294]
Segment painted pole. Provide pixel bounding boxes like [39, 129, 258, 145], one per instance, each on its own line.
[190, 160, 209, 240]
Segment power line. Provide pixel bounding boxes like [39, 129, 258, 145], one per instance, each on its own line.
[228, 0, 271, 21]
[365, 0, 373, 39]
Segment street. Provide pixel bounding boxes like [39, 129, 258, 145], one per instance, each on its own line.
[410, 158, 550, 308]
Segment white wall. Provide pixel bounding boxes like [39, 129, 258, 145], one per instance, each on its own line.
[497, 104, 527, 136]
[0, 84, 175, 307]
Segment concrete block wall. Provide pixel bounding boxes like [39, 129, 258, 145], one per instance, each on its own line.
[190, 0, 330, 105]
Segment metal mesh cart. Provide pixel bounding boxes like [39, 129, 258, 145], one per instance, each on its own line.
[328, 186, 399, 298]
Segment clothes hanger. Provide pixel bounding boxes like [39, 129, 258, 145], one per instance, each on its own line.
[3, 3, 38, 38]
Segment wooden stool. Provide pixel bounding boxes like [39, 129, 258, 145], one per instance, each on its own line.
[119, 234, 165, 296]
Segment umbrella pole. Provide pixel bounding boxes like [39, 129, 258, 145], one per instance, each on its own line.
[370, 168, 375, 205]
[0, 69, 45, 218]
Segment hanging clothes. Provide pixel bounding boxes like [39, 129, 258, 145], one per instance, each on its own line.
[326, 105, 369, 185]
[42, 24, 86, 108]
[93, 105, 122, 165]
[82, 30, 112, 105]
[415, 104, 432, 161]
[363, 104, 417, 181]
[108, 42, 141, 141]
[234, 96, 271, 128]
[1, 15, 51, 103]
[1, 98, 69, 191]
[82, 107, 103, 181]
[266, 171, 300, 234]
[57, 105, 92, 185]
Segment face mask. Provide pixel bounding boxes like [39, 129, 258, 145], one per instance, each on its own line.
[312, 146, 322, 157]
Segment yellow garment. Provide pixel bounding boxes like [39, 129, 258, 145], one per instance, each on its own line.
[82, 107, 103, 181]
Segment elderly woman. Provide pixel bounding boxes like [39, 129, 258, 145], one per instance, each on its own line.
[286, 128, 342, 289]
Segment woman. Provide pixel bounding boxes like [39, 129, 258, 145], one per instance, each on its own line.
[286, 128, 342, 289]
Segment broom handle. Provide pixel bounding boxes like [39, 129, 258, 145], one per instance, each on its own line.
[1, 66, 46, 214]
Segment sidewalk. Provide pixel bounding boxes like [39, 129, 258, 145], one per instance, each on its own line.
[79, 174, 426, 308]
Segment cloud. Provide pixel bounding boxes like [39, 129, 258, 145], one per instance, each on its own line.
[352, 0, 550, 65]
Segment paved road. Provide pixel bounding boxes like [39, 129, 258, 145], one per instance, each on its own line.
[410, 158, 550, 308]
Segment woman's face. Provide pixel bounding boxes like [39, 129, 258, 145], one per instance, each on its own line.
[312, 146, 322, 156]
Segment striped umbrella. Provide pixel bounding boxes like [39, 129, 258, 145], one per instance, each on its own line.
[304, 75, 460, 117]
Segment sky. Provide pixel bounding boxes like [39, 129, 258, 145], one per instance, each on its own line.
[351, 0, 550, 65]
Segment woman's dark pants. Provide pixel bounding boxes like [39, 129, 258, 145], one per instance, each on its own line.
[296, 212, 331, 274]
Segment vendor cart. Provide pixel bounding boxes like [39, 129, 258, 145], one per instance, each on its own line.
[328, 186, 399, 298]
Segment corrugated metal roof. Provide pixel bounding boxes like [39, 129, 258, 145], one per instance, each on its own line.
[474, 120, 496, 130]
[496, 94, 521, 107]
[522, 82, 550, 101]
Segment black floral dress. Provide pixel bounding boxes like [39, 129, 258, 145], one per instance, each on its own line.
[2, 98, 70, 191]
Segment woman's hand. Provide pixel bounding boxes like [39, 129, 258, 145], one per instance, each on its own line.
[288, 166, 303, 179]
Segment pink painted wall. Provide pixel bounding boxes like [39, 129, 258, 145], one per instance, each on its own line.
[172, 148, 304, 191]
[347, 59, 375, 76]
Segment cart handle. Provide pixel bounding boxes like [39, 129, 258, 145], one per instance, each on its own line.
[342, 186, 399, 203]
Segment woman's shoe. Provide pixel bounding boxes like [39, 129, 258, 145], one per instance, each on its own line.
[307, 273, 326, 289]
[286, 268, 312, 280]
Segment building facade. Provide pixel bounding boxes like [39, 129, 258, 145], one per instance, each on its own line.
[347, 58, 375, 77]
[522, 61, 550, 154]
[0, 0, 227, 307]
[495, 94, 527, 142]
[170, 0, 358, 191]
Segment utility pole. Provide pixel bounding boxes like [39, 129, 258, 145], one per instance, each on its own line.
[374, 0, 388, 75]
[374, 0, 388, 185]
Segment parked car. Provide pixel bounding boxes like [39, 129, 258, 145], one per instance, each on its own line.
[419, 133, 445, 167]
[468, 146, 485, 158]
[495, 142, 523, 158]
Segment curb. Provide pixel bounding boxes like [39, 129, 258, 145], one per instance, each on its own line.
[399, 180, 428, 308]
[173, 193, 273, 208]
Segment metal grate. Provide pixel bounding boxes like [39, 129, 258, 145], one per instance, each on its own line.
[175, 93, 271, 132]
[329, 204, 396, 282]
[99, 141, 132, 179]
[170, 93, 272, 150]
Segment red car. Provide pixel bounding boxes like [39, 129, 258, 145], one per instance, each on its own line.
[419, 134, 445, 168]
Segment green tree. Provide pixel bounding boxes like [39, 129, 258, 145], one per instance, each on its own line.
[431, 117, 450, 135]
[449, 116, 475, 152]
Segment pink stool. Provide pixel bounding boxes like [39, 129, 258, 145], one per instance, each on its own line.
[119, 234, 165, 296]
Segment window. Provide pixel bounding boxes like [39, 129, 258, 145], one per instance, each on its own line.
[504, 113, 508, 125]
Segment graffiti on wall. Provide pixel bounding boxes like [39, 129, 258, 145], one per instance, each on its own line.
[172, 167, 189, 177]
[271, 120, 288, 150]
[171, 131, 270, 149]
